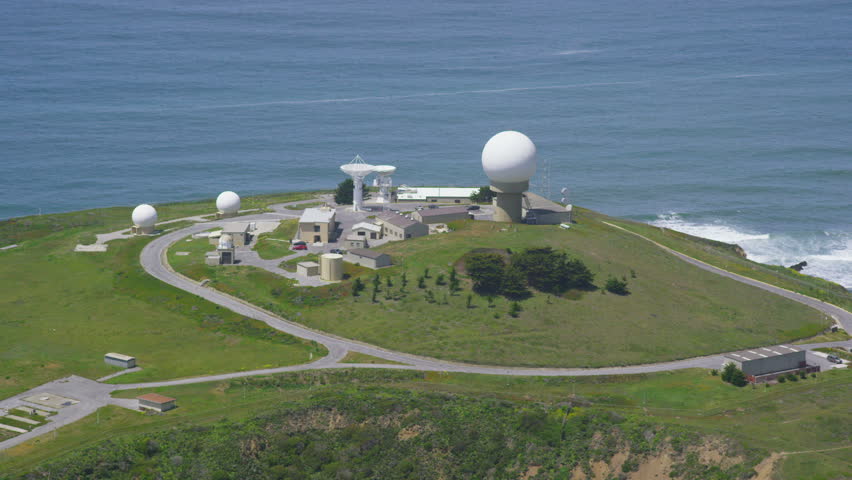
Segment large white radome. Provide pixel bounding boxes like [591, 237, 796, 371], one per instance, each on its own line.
[216, 191, 241, 214]
[132, 204, 158, 227]
[481, 131, 537, 183]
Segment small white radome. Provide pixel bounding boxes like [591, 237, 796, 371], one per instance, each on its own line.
[131, 204, 157, 227]
[216, 191, 241, 214]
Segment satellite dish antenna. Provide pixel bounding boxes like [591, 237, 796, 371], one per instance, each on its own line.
[340, 155, 375, 212]
[560, 187, 568, 195]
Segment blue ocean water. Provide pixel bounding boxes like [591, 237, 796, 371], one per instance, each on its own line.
[1, 0, 850, 286]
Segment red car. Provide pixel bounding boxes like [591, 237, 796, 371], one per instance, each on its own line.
[291, 244, 308, 250]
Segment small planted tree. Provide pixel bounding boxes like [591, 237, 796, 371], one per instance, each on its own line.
[386, 276, 393, 289]
[372, 275, 381, 290]
[509, 301, 522, 318]
[449, 267, 460, 293]
[401, 272, 408, 289]
[605, 277, 630, 295]
[435, 273, 446, 286]
[417, 276, 426, 289]
[352, 277, 365, 297]
[466, 293, 473, 309]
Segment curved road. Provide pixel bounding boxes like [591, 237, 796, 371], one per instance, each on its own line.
[135, 210, 852, 383]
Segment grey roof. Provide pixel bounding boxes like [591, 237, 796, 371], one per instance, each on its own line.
[222, 222, 251, 233]
[417, 206, 471, 217]
[377, 212, 421, 229]
[297, 261, 319, 268]
[723, 345, 802, 362]
[299, 207, 336, 224]
[348, 248, 389, 260]
[351, 222, 382, 232]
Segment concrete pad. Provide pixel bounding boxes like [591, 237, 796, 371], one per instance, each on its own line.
[252, 220, 281, 235]
[175, 251, 190, 256]
[23, 393, 79, 409]
[0, 423, 27, 434]
[4, 415, 39, 425]
[0, 244, 18, 250]
[74, 244, 108, 252]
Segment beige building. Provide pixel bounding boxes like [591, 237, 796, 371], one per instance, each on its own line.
[522, 192, 573, 225]
[296, 261, 320, 277]
[375, 213, 429, 241]
[345, 249, 392, 269]
[351, 222, 382, 240]
[298, 207, 337, 244]
[137, 393, 176, 412]
[396, 186, 478, 204]
[221, 222, 252, 246]
[412, 206, 472, 224]
[345, 234, 368, 249]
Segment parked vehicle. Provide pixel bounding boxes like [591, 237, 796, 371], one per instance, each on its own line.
[428, 205, 439, 209]
[329, 248, 345, 254]
[291, 240, 306, 246]
[292, 244, 308, 251]
[826, 354, 842, 364]
[466, 205, 480, 211]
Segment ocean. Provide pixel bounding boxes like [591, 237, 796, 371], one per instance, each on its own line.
[1, 0, 850, 287]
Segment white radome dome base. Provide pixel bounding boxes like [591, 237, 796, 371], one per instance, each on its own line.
[216, 191, 241, 214]
[481, 131, 537, 184]
[132, 204, 158, 228]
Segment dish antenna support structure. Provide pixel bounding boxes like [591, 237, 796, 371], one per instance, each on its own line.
[372, 165, 397, 204]
[340, 155, 375, 212]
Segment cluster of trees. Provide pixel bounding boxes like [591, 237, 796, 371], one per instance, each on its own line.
[720, 362, 748, 387]
[469, 186, 494, 204]
[465, 247, 595, 300]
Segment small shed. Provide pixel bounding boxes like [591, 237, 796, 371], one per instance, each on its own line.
[351, 222, 382, 240]
[296, 261, 320, 277]
[137, 393, 176, 412]
[221, 222, 252, 246]
[345, 248, 391, 269]
[104, 352, 136, 369]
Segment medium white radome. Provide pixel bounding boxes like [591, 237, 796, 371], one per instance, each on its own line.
[131, 204, 158, 228]
[481, 131, 537, 183]
[216, 191, 241, 214]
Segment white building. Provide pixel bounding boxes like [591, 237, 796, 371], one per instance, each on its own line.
[395, 186, 479, 204]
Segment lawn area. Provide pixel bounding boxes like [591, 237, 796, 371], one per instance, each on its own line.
[169, 211, 831, 368]
[0, 193, 327, 398]
[794, 328, 850, 345]
[599, 210, 852, 312]
[3, 368, 849, 479]
[280, 253, 319, 271]
[253, 219, 300, 260]
[339, 352, 408, 365]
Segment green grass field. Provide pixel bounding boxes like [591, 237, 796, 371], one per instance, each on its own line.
[0, 192, 326, 398]
[253, 219, 299, 260]
[170, 212, 831, 367]
[3, 368, 849, 479]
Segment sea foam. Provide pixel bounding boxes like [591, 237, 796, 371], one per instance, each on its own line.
[651, 213, 852, 289]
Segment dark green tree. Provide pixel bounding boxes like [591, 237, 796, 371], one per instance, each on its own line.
[386, 276, 393, 289]
[511, 247, 595, 293]
[509, 301, 522, 318]
[469, 186, 495, 204]
[465, 253, 506, 295]
[334, 178, 355, 205]
[401, 272, 408, 289]
[501, 265, 531, 300]
[604, 277, 629, 295]
[352, 277, 365, 297]
[466, 293, 473, 309]
[435, 273, 446, 286]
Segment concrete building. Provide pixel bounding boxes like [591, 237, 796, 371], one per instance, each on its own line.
[523, 192, 573, 225]
[375, 213, 428, 241]
[221, 222, 252, 247]
[298, 207, 337, 244]
[723, 346, 818, 383]
[345, 248, 392, 269]
[137, 393, 176, 412]
[345, 234, 368, 249]
[320, 253, 344, 281]
[351, 222, 382, 240]
[412, 206, 472, 224]
[296, 261, 320, 277]
[396, 186, 478, 204]
[206, 233, 236, 265]
[104, 352, 136, 369]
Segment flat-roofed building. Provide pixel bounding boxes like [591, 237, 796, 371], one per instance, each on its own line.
[296, 261, 320, 277]
[723, 345, 818, 383]
[412, 206, 472, 224]
[396, 186, 479, 204]
[522, 192, 573, 225]
[137, 393, 176, 412]
[375, 213, 428, 241]
[298, 207, 337, 244]
[221, 222, 252, 246]
[104, 352, 136, 369]
[345, 234, 368, 249]
[345, 248, 392, 269]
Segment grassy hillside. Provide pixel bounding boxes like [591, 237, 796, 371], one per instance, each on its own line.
[171, 211, 831, 367]
[597, 209, 852, 312]
[3, 368, 849, 479]
[0, 192, 325, 398]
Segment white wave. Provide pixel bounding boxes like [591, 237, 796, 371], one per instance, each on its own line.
[555, 49, 600, 56]
[651, 213, 852, 288]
